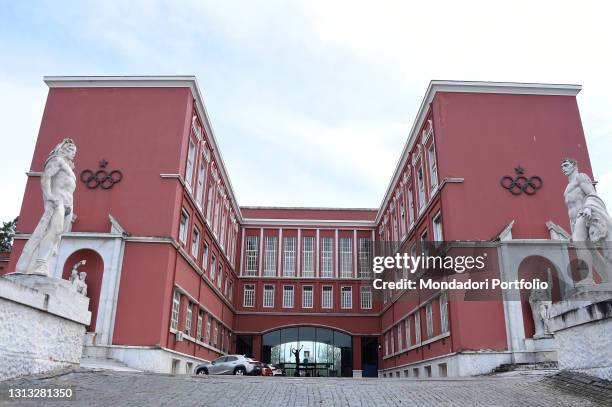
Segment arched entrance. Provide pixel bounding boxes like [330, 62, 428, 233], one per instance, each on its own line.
[262, 326, 353, 377]
[62, 249, 104, 332]
[517, 255, 561, 338]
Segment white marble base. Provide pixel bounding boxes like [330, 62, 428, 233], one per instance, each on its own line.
[548, 287, 612, 380]
[0, 273, 91, 380]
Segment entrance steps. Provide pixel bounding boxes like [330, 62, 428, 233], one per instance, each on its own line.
[80, 356, 142, 372]
[490, 362, 558, 376]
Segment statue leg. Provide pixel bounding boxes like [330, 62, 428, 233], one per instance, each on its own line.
[35, 201, 64, 273]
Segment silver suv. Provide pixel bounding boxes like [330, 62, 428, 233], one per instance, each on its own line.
[194, 355, 261, 376]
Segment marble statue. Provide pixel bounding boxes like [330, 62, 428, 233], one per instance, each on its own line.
[15, 139, 77, 276]
[68, 261, 87, 296]
[76, 272, 88, 296]
[562, 158, 612, 283]
[529, 268, 553, 337]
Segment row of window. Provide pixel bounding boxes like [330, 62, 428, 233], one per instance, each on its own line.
[243, 235, 372, 278]
[384, 292, 448, 357]
[171, 290, 230, 353]
[380, 120, 440, 249]
[179, 210, 234, 302]
[183, 118, 239, 265]
[243, 284, 373, 310]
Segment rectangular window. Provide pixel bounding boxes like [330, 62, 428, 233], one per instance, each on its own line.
[302, 237, 315, 277]
[341, 286, 352, 309]
[407, 188, 415, 226]
[185, 140, 195, 188]
[205, 314, 211, 343]
[283, 237, 296, 276]
[213, 197, 220, 235]
[397, 324, 403, 351]
[220, 208, 227, 247]
[405, 318, 411, 347]
[171, 290, 180, 331]
[179, 210, 189, 243]
[210, 255, 217, 281]
[433, 213, 443, 243]
[400, 201, 406, 239]
[440, 292, 449, 333]
[196, 160, 206, 207]
[220, 327, 225, 352]
[243, 284, 255, 307]
[202, 242, 209, 270]
[322, 286, 333, 309]
[229, 280, 233, 302]
[196, 309, 203, 340]
[385, 333, 389, 356]
[185, 302, 193, 336]
[426, 302, 434, 339]
[358, 238, 371, 278]
[415, 312, 421, 344]
[263, 285, 274, 308]
[417, 167, 425, 210]
[282, 285, 294, 308]
[420, 231, 429, 257]
[217, 264, 223, 288]
[245, 236, 259, 276]
[213, 320, 219, 347]
[206, 185, 214, 221]
[191, 227, 200, 258]
[360, 285, 372, 309]
[428, 143, 438, 192]
[321, 237, 334, 278]
[390, 329, 395, 354]
[302, 286, 313, 308]
[263, 236, 277, 277]
[339, 238, 353, 278]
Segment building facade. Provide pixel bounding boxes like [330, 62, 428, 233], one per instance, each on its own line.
[5, 77, 591, 377]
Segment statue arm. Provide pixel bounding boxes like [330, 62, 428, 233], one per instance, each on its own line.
[578, 173, 596, 196]
[41, 159, 61, 203]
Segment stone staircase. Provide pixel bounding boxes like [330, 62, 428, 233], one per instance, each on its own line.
[80, 355, 143, 372]
[489, 362, 559, 376]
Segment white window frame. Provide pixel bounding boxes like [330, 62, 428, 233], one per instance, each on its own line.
[191, 227, 200, 258]
[179, 210, 189, 244]
[263, 236, 277, 277]
[417, 166, 425, 210]
[415, 312, 421, 344]
[433, 213, 443, 243]
[322, 286, 333, 309]
[210, 255, 217, 281]
[302, 236, 315, 277]
[196, 159, 206, 208]
[171, 290, 180, 331]
[202, 242, 209, 270]
[185, 302, 193, 336]
[205, 314, 211, 343]
[426, 302, 434, 339]
[360, 285, 372, 309]
[397, 324, 403, 351]
[206, 185, 214, 221]
[339, 238, 353, 278]
[217, 264, 223, 288]
[302, 285, 313, 308]
[185, 139, 196, 189]
[263, 285, 275, 308]
[341, 286, 352, 309]
[407, 187, 415, 226]
[321, 237, 334, 278]
[358, 238, 371, 278]
[440, 291, 449, 333]
[282, 285, 294, 308]
[245, 236, 259, 276]
[283, 237, 296, 277]
[196, 309, 203, 340]
[405, 318, 411, 347]
[420, 231, 429, 257]
[243, 284, 255, 307]
[428, 143, 438, 192]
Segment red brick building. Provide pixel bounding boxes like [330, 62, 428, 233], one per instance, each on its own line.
[6, 77, 589, 377]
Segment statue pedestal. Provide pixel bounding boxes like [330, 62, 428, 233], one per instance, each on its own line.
[547, 284, 612, 380]
[0, 273, 91, 380]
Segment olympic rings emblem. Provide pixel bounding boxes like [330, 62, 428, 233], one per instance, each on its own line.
[500, 166, 542, 195]
[80, 160, 123, 189]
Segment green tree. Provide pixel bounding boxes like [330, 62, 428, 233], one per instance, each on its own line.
[0, 216, 18, 252]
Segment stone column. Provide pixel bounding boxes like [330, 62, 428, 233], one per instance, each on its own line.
[352, 336, 362, 377]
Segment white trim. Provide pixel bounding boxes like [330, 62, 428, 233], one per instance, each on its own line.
[241, 218, 376, 227]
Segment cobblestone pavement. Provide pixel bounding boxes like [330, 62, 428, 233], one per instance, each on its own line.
[1, 369, 610, 407]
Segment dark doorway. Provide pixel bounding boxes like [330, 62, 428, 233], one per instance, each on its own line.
[361, 336, 378, 377]
[236, 335, 253, 358]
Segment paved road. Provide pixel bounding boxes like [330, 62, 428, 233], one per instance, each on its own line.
[0, 369, 609, 406]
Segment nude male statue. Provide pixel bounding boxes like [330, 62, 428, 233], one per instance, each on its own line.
[16, 139, 77, 276]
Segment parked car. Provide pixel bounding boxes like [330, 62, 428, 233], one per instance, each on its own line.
[270, 364, 284, 376]
[195, 355, 262, 376]
[261, 364, 273, 376]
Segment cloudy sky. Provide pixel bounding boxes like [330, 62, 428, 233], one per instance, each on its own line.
[1, 1, 611, 222]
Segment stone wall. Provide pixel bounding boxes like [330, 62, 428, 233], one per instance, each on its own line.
[0, 274, 91, 381]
